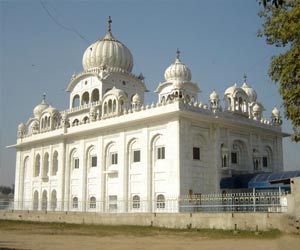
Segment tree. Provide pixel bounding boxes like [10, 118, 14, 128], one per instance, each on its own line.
[258, 0, 300, 141]
[0, 186, 12, 195]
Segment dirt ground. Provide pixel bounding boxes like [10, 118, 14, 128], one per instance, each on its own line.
[0, 221, 300, 250]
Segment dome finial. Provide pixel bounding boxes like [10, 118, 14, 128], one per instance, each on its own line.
[43, 92, 46, 101]
[107, 16, 112, 32]
[243, 73, 247, 83]
[176, 48, 180, 60]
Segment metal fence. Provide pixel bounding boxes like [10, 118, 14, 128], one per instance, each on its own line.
[1, 192, 288, 213]
[179, 192, 287, 213]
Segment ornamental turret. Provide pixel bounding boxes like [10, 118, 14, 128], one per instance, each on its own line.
[271, 107, 282, 125]
[155, 49, 200, 103]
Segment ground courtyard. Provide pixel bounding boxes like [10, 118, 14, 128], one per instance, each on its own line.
[0, 220, 299, 250]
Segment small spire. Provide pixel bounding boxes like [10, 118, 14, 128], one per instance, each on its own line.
[176, 48, 180, 60]
[107, 16, 112, 32]
[243, 73, 247, 83]
[43, 92, 46, 101]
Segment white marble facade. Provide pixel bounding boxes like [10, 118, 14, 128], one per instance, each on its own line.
[13, 18, 285, 213]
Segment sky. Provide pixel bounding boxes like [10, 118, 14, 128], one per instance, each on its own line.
[0, 0, 299, 186]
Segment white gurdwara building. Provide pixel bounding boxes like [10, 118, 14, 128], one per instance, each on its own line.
[13, 18, 285, 213]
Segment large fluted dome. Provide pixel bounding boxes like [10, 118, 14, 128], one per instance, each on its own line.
[82, 17, 133, 72]
[164, 50, 191, 82]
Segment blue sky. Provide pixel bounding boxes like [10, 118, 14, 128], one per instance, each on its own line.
[0, 0, 299, 186]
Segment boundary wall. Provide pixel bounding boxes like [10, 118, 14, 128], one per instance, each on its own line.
[0, 210, 299, 234]
[1, 177, 299, 233]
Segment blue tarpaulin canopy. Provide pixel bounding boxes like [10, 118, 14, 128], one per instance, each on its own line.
[220, 171, 300, 190]
[247, 170, 300, 189]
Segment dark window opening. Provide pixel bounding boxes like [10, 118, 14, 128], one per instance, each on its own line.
[231, 152, 237, 164]
[157, 147, 165, 160]
[133, 150, 141, 163]
[193, 147, 200, 160]
[91, 156, 97, 167]
[111, 153, 118, 165]
[263, 157, 268, 167]
[74, 158, 79, 169]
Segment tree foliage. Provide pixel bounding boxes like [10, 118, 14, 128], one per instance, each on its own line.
[0, 186, 13, 195]
[258, 0, 300, 141]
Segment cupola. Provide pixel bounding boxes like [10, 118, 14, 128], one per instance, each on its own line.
[164, 49, 192, 82]
[241, 75, 257, 103]
[82, 16, 133, 72]
[33, 94, 49, 119]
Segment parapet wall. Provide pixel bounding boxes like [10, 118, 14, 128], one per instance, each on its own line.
[0, 210, 299, 234]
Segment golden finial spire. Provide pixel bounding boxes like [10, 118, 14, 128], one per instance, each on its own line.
[107, 16, 112, 32]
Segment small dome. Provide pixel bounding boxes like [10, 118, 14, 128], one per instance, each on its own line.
[272, 107, 280, 117]
[241, 81, 257, 102]
[32, 120, 39, 127]
[132, 93, 141, 103]
[164, 49, 192, 82]
[103, 86, 126, 99]
[253, 103, 262, 112]
[210, 90, 219, 100]
[224, 83, 238, 96]
[18, 123, 25, 131]
[33, 94, 49, 118]
[42, 105, 59, 116]
[82, 17, 133, 72]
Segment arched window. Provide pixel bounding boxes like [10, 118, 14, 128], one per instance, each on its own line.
[72, 119, 79, 126]
[128, 139, 141, 165]
[87, 147, 97, 168]
[263, 146, 273, 168]
[156, 194, 165, 209]
[81, 92, 89, 105]
[43, 152, 49, 178]
[23, 156, 30, 180]
[83, 116, 89, 124]
[231, 140, 249, 170]
[132, 195, 140, 209]
[34, 154, 40, 177]
[238, 97, 243, 111]
[221, 144, 229, 168]
[33, 191, 39, 210]
[72, 95, 80, 108]
[228, 98, 231, 110]
[120, 99, 124, 112]
[91, 89, 99, 103]
[108, 99, 112, 113]
[42, 190, 47, 210]
[53, 116, 59, 129]
[71, 150, 79, 170]
[72, 197, 78, 209]
[51, 190, 57, 210]
[89, 196, 96, 209]
[113, 99, 116, 112]
[104, 102, 107, 114]
[105, 142, 118, 169]
[52, 151, 58, 176]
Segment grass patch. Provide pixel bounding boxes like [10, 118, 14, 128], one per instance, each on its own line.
[0, 220, 282, 239]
